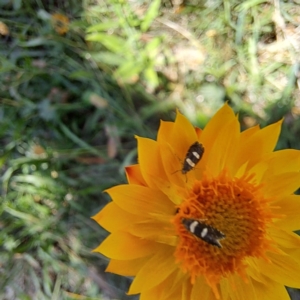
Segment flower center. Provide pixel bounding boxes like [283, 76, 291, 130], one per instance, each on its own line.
[173, 170, 277, 297]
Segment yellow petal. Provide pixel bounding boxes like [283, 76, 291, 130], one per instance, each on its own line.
[261, 171, 300, 198]
[274, 195, 300, 231]
[106, 257, 148, 276]
[129, 219, 177, 246]
[203, 117, 240, 176]
[235, 161, 248, 178]
[229, 273, 256, 300]
[251, 278, 291, 300]
[159, 141, 186, 188]
[136, 136, 168, 189]
[94, 231, 159, 260]
[164, 286, 185, 300]
[231, 125, 259, 174]
[181, 277, 192, 300]
[143, 172, 187, 205]
[92, 202, 142, 232]
[200, 103, 236, 149]
[139, 287, 160, 300]
[257, 252, 300, 288]
[157, 120, 174, 143]
[219, 278, 229, 300]
[165, 272, 189, 300]
[125, 164, 147, 185]
[128, 246, 177, 294]
[283, 246, 300, 263]
[246, 258, 269, 285]
[246, 160, 269, 184]
[250, 149, 300, 185]
[105, 184, 174, 216]
[191, 277, 216, 300]
[262, 149, 300, 179]
[235, 120, 283, 171]
[167, 110, 199, 161]
[168, 271, 187, 299]
[140, 270, 186, 300]
[240, 124, 260, 140]
[270, 228, 300, 249]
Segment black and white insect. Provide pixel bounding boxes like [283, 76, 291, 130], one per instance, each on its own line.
[182, 218, 225, 248]
[182, 142, 204, 174]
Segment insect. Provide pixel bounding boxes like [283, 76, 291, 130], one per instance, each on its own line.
[182, 142, 204, 174]
[182, 218, 225, 248]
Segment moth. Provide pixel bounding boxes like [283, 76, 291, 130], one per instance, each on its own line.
[182, 218, 225, 248]
[181, 142, 204, 174]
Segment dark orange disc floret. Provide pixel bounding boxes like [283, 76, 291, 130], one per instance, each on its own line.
[173, 170, 279, 297]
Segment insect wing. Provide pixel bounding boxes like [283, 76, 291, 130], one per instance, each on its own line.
[182, 142, 204, 174]
[182, 218, 225, 248]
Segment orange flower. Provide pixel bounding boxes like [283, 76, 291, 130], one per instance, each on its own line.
[93, 104, 300, 299]
[51, 13, 69, 35]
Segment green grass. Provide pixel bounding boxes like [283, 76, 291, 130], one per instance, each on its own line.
[1, 0, 300, 299]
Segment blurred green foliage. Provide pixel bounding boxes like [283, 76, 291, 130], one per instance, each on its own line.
[1, 0, 300, 299]
[86, 0, 162, 88]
